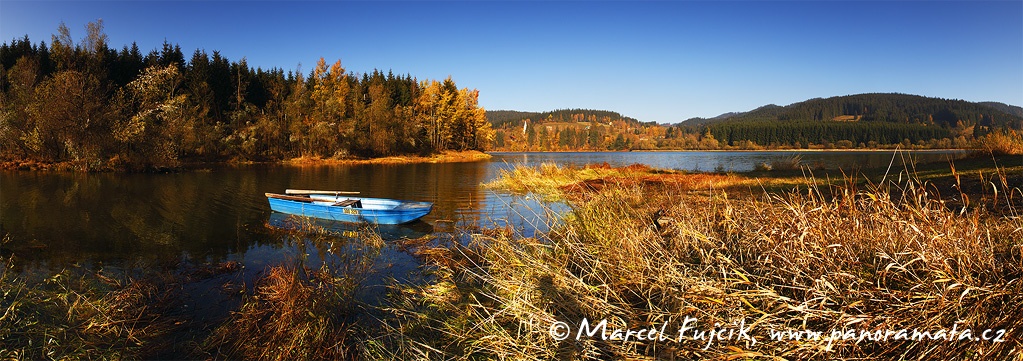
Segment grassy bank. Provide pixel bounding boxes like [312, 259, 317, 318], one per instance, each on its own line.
[285, 150, 491, 166]
[0, 150, 492, 171]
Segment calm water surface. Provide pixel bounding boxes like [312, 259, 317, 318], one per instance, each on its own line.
[492, 150, 968, 172]
[1, 150, 966, 280]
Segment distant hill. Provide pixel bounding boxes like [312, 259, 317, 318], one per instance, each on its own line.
[679, 111, 748, 126]
[683, 93, 1023, 148]
[487, 109, 642, 128]
[707, 93, 1022, 129]
[489, 93, 1022, 151]
[488, 109, 650, 151]
[980, 102, 1023, 118]
[713, 111, 746, 120]
[486, 110, 542, 128]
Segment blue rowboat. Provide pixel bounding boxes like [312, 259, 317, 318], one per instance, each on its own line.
[267, 212, 433, 239]
[265, 190, 432, 225]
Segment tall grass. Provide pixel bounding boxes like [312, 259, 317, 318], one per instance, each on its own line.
[201, 219, 385, 360]
[375, 163, 1023, 360]
[0, 242, 186, 359]
[1, 216, 387, 360]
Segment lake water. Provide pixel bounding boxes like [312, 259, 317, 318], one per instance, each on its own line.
[1, 150, 966, 290]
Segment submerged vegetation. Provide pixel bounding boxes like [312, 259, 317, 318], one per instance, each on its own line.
[200, 221, 384, 360]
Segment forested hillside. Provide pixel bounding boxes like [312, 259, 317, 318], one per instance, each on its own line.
[711, 93, 1020, 126]
[685, 93, 1022, 149]
[980, 102, 1023, 118]
[488, 109, 656, 151]
[490, 94, 1022, 151]
[0, 21, 493, 170]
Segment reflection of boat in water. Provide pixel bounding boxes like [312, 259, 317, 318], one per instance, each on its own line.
[265, 190, 433, 225]
[267, 212, 432, 240]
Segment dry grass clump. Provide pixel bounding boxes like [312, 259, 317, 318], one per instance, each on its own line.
[482, 162, 624, 198]
[981, 129, 1023, 156]
[485, 162, 738, 201]
[376, 164, 1023, 360]
[3, 216, 386, 360]
[771, 154, 804, 171]
[202, 265, 363, 360]
[202, 224, 385, 360]
[286, 150, 491, 166]
[1, 248, 185, 359]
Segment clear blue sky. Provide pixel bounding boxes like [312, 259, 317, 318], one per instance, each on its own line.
[2, 1, 1021, 123]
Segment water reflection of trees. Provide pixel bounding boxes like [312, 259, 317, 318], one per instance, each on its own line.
[2, 170, 268, 267]
[281, 162, 492, 233]
[0, 161, 492, 269]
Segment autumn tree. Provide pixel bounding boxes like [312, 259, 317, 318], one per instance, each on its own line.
[2, 22, 496, 168]
[366, 81, 393, 155]
[304, 58, 349, 157]
[0, 56, 41, 158]
[111, 64, 186, 168]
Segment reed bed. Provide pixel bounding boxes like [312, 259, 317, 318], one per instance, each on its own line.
[201, 218, 385, 360]
[0, 247, 186, 359]
[374, 163, 1022, 360]
[484, 162, 743, 201]
[1, 215, 389, 360]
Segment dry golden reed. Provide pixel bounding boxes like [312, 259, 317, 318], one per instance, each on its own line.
[374, 163, 1022, 360]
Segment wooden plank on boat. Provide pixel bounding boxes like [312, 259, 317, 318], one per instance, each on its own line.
[286, 189, 361, 195]
[266, 193, 320, 203]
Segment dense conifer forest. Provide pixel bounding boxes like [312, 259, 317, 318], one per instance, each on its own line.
[0, 21, 493, 170]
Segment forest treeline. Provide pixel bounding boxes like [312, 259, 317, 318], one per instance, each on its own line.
[491, 109, 657, 151]
[0, 21, 493, 170]
[487, 109, 644, 128]
[490, 94, 1023, 151]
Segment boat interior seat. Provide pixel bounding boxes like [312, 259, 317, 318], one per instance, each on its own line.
[333, 199, 362, 208]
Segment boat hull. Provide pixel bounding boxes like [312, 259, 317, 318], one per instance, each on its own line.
[267, 212, 433, 238]
[266, 194, 432, 225]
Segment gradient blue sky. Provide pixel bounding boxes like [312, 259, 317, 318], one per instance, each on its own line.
[2, 1, 1021, 123]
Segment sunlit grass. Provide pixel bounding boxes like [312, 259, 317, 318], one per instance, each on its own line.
[201, 218, 386, 360]
[374, 162, 1023, 360]
[0, 239, 186, 359]
[287, 150, 492, 166]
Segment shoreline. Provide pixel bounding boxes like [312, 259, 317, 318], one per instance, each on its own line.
[282, 150, 492, 166]
[0, 147, 990, 172]
[489, 148, 975, 154]
[0, 150, 493, 172]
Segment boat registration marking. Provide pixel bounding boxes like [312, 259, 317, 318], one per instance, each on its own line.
[343, 208, 360, 215]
